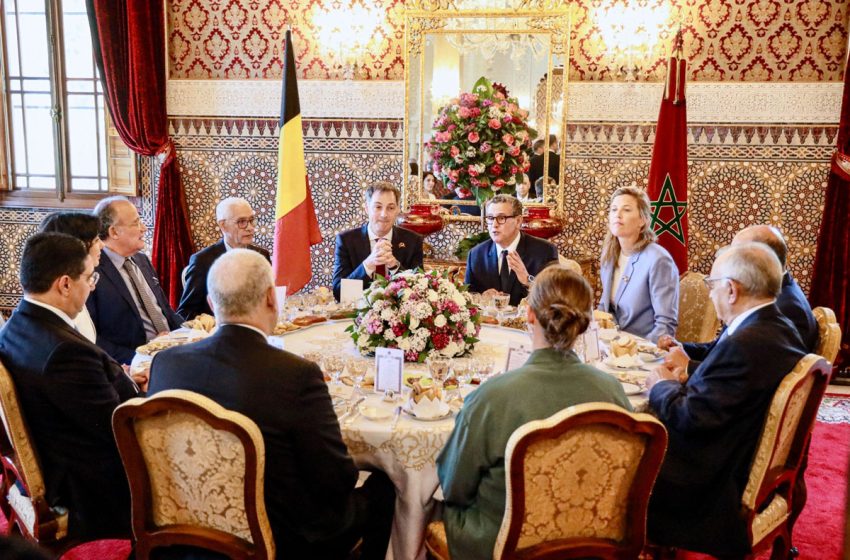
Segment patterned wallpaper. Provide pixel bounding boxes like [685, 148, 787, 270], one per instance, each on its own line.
[167, 0, 848, 81]
[166, 117, 830, 297]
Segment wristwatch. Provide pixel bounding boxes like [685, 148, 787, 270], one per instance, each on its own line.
[526, 274, 535, 286]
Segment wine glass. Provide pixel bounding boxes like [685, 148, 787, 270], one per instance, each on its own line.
[452, 358, 472, 387]
[476, 356, 496, 383]
[322, 353, 345, 388]
[347, 357, 369, 396]
[493, 294, 509, 321]
[426, 355, 450, 390]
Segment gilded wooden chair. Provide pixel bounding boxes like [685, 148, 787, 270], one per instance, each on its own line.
[812, 306, 841, 365]
[112, 389, 275, 560]
[0, 358, 71, 552]
[675, 271, 720, 343]
[740, 354, 830, 559]
[425, 403, 668, 560]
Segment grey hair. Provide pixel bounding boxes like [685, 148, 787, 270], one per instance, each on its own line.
[207, 249, 274, 319]
[714, 242, 782, 298]
[733, 224, 787, 268]
[215, 197, 252, 221]
[486, 194, 523, 216]
[93, 196, 131, 240]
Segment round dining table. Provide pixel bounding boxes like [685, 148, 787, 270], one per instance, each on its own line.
[133, 320, 655, 560]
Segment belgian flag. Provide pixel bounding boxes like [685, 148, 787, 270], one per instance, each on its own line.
[273, 29, 322, 292]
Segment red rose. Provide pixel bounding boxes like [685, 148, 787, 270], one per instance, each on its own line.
[468, 131, 480, 143]
[488, 118, 502, 130]
[489, 164, 503, 175]
[502, 133, 515, 146]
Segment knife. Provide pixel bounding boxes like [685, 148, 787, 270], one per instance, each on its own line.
[390, 405, 403, 431]
[343, 396, 366, 426]
[338, 396, 365, 423]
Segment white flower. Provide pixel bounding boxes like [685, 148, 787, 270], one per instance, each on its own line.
[427, 290, 439, 302]
[416, 327, 430, 339]
[452, 292, 466, 306]
[380, 308, 394, 321]
[465, 146, 476, 158]
[443, 341, 460, 357]
[488, 106, 503, 119]
[466, 321, 475, 333]
[409, 317, 420, 330]
[398, 338, 411, 351]
[434, 315, 447, 328]
[384, 328, 397, 340]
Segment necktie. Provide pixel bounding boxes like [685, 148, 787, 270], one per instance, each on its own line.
[374, 238, 387, 279]
[499, 250, 511, 293]
[123, 258, 170, 334]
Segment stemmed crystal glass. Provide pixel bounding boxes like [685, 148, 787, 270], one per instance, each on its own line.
[493, 294, 509, 321]
[347, 357, 369, 396]
[426, 355, 450, 391]
[322, 353, 345, 388]
[476, 356, 496, 383]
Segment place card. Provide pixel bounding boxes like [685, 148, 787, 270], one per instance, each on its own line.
[375, 347, 403, 393]
[582, 322, 601, 363]
[274, 286, 287, 316]
[505, 344, 532, 373]
[340, 278, 364, 306]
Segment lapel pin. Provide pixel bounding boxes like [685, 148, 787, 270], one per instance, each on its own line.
[398, 242, 406, 248]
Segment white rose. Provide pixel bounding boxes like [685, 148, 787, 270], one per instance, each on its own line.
[380, 308, 394, 321]
[409, 317, 420, 330]
[434, 315, 447, 328]
[466, 321, 475, 333]
[452, 292, 466, 306]
[398, 338, 411, 351]
[443, 341, 460, 357]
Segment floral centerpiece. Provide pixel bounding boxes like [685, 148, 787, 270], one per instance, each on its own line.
[425, 76, 537, 205]
[347, 269, 482, 362]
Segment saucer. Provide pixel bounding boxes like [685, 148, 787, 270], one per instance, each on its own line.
[620, 382, 643, 396]
[358, 404, 393, 421]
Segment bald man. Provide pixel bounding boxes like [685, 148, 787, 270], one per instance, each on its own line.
[177, 197, 270, 320]
[150, 250, 395, 559]
[732, 225, 818, 351]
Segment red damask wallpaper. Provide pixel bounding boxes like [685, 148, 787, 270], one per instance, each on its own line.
[167, 0, 847, 81]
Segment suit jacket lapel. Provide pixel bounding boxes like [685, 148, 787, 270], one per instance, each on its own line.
[133, 254, 169, 314]
[99, 252, 139, 313]
[354, 225, 372, 269]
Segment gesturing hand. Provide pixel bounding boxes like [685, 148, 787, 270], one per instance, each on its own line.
[506, 250, 530, 286]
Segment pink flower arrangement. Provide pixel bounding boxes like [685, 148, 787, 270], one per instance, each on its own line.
[424, 77, 536, 205]
[347, 270, 482, 362]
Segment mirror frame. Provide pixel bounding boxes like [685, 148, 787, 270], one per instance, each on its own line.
[402, 2, 572, 220]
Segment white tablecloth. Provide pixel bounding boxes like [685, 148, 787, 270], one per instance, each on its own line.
[132, 322, 656, 560]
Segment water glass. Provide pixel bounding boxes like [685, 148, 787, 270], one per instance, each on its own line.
[347, 358, 369, 395]
[476, 356, 496, 382]
[452, 358, 473, 386]
[493, 294, 509, 320]
[426, 355, 451, 389]
[322, 354, 345, 386]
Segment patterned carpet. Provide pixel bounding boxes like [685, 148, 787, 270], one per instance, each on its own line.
[1, 396, 848, 559]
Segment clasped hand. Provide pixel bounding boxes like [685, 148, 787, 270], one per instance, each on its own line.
[365, 238, 398, 273]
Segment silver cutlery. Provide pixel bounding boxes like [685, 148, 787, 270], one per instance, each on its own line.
[339, 396, 365, 422]
[390, 405, 403, 431]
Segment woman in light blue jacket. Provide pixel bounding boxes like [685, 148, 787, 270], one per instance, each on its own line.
[598, 186, 679, 342]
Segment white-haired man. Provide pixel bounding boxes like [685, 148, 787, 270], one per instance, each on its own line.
[645, 242, 807, 557]
[149, 250, 395, 559]
[177, 197, 270, 320]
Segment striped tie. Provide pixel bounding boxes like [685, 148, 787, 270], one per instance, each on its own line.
[123, 258, 170, 335]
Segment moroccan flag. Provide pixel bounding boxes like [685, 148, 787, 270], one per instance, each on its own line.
[273, 30, 322, 292]
[647, 33, 689, 274]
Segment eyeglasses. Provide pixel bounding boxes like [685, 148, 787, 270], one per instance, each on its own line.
[703, 276, 735, 289]
[484, 214, 519, 225]
[86, 271, 100, 287]
[231, 216, 257, 229]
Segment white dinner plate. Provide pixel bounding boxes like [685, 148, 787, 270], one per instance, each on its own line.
[598, 328, 619, 342]
[620, 382, 643, 396]
[358, 404, 394, 421]
[402, 407, 454, 422]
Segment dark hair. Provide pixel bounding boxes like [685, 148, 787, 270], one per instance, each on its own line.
[20, 232, 88, 295]
[92, 195, 129, 240]
[532, 139, 545, 152]
[528, 265, 593, 355]
[38, 211, 100, 250]
[365, 181, 401, 205]
[0, 534, 52, 560]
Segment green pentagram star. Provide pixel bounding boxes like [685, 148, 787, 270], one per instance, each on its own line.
[650, 174, 687, 244]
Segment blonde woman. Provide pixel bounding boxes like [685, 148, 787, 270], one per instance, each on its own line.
[437, 266, 632, 560]
[599, 186, 679, 342]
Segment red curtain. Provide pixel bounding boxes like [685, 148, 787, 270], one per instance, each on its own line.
[86, 0, 194, 307]
[809, 60, 850, 372]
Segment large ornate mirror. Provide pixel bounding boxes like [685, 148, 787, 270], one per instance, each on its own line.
[403, 2, 571, 219]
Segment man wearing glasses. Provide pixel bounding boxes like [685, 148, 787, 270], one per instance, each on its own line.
[88, 196, 184, 364]
[0, 232, 139, 540]
[178, 197, 270, 320]
[464, 194, 558, 306]
[644, 242, 806, 557]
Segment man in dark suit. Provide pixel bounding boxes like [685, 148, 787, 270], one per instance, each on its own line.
[177, 197, 270, 319]
[465, 194, 558, 306]
[332, 181, 424, 301]
[0, 233, 138, 539]
[87, 196, 183, 364]
[528, 134, 560, 197]
[732, 224, 818, 351]
[149, 249, 395, 559]
[645, 242, 807, 557]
